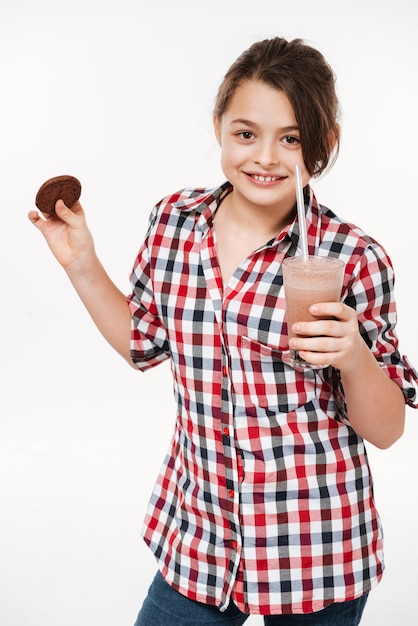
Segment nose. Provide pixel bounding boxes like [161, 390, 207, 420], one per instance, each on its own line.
[254, 138, 278, 168]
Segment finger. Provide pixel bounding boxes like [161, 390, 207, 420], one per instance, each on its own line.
[28, 209, 43, 228]
[54, 199, 85, 224]
[309, 302, 350, 321]
[290, 335, 340, 354]
[292, 319, 344, 338]
[297, 350, 335, 368]
[58, 199, 84, 215]
[292, 339, 342, 368]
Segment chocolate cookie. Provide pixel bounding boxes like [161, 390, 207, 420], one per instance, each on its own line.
[35, 175, 82, 214]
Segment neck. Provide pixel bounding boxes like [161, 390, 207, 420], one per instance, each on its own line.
[219, 190, 296, 239]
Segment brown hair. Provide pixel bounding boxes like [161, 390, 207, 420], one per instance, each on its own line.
[214, 37, 340, 177]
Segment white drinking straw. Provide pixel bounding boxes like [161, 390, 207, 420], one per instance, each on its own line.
[295, 164, 308, 263]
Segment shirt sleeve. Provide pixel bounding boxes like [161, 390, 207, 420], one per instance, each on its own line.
[127, 207, 170, 372]
[346, 242, 418, 408]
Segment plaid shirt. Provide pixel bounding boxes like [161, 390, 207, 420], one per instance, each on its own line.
[127, 183, 417, 615]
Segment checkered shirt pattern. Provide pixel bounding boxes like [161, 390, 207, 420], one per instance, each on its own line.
[127, 182, 418, 615]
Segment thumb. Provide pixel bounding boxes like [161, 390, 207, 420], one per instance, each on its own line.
[54, 199, 86, 225]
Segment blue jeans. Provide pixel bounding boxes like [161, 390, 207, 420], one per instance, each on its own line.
[133, 571, 368, 625]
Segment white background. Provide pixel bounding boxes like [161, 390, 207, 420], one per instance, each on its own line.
[1, 0, 417, 624]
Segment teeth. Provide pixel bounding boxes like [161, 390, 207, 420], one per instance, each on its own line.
[253, 175, 280, 182]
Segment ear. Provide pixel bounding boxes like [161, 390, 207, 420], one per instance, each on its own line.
[213, 114, 222, 146]
[328, 123, 340, 152]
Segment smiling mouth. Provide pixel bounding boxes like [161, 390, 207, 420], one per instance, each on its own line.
[248, 173, 286, 183]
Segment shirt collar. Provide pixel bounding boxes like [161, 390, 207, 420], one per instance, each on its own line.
[172, 182, 232, 214]
[172, 181, 322, 253]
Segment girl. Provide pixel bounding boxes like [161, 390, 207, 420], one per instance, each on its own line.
[29, 37, 417, 625]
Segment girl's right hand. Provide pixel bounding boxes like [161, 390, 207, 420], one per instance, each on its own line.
[29, 199, 134, 364]
[28, 199, 95, 272]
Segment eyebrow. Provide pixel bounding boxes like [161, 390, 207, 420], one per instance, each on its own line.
[229, 118, 299, 133]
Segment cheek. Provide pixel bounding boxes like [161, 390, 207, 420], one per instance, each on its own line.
[301, 164, 311, 186]
[286, 152, 310, 184]
[220, 144, 238, 172]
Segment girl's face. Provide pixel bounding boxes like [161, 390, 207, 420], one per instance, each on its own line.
[214, 80, 310, 218]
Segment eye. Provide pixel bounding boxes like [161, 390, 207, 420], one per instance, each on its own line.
[283, 135, 300, 145]
[237, 131, 254, 140]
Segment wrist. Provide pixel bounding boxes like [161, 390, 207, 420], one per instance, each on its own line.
[66, 249, 101, 284]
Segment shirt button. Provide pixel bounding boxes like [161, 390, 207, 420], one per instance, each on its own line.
[223, 426, 230, 436]
[228, 489, 234, 499]
[231, 540, 238, 550]
[222, 365, 227, 377]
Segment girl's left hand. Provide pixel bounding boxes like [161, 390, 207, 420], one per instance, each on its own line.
[289, 302, 365, 372]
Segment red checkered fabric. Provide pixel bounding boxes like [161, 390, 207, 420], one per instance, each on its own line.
[127, 183, 417, 615]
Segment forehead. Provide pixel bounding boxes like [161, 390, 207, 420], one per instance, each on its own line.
[223, 80, 297, 126]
